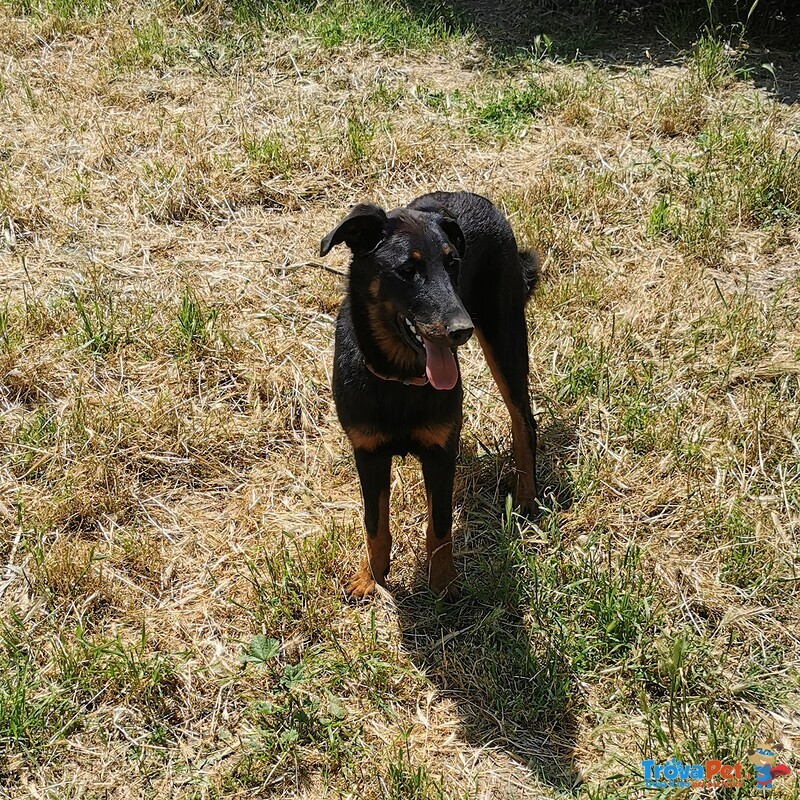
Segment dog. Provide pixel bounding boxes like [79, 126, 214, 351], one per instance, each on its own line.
[320, 191, 539, 600]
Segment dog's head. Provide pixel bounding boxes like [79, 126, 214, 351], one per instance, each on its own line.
[321, 202, 473, 389]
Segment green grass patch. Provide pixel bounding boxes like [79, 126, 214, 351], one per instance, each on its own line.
[242, 132, 293, 176]
[468, 80, 551, 138]
[231, 0, 465, 52]
[689, 33, 743, 88]
[0, 0, 110, 18]
[648, 115, 800, 262]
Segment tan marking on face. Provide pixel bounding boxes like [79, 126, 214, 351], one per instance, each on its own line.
[411, 250, 422, 261]
[411, 422, 458, 450]
[345, 425, 390, 451]
[442, 244, 450, 255]
[366, 301, 420, 373]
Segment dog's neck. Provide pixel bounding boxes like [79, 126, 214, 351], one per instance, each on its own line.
[348, 272, 425, 384]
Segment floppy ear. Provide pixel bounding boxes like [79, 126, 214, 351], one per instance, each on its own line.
[438, 215, 465, 259]
[320, 203, 388, 257]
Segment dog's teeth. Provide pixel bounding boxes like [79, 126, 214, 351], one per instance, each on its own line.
[415, 334, 423, 343]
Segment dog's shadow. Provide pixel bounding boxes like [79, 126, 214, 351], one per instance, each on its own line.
[394, 416, 582, 792]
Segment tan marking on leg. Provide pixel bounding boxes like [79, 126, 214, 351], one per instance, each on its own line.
[346, 485, 391, 600]
[368, 277, 381, 299]
[476, 330, 537, 511]
[510, 412, 537, 510]
[426, 494, 459, 600]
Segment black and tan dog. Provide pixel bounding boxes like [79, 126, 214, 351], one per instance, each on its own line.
[321, 191, 539, 600]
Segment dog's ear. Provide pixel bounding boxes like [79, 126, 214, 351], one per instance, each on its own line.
[320, 204, 388, 257]
[437, 215, 465, 259]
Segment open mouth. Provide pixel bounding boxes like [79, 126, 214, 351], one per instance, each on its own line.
[399, 314, 425, 351]
[397, 314, 459, 391]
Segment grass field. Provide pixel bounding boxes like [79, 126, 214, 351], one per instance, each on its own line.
[1, 0, 800, 797]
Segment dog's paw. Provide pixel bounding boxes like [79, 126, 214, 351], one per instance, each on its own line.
[344, 567, 381, 601]
[519, 499, 540, 520]
[428, 556, 460, 602]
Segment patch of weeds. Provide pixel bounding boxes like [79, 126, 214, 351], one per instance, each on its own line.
[0, 301, 11, 351]
[140, 155, 262, 222]
[503, 164, 629, 271]
[652, 79, 708, 137]
[689, 33, 742, 88]
[713, 506, 774, 593]
[526, 536, 658, 675]
[114, 527, 165, 585]
[55, 626, 182, 722]
[381, 741, 446, 800]
[112, 17, 184, 72]
[732, 654, 797, 709]
[701, 120, 800, 225]
[232, 644, 363, 791]
[555, 341, 606, 404]
[368, 79, 405, 111]
[239, 527, 344, 638]
[70, 286, 122, 355]
[501, 191, 578, 272]
[0, 644, 79, 758]
[0, 617, 184, 769]
[646, 33, 746, 137]
[345, 114, 374, 167]
[638, 691, 757, 776]
[64, 169, 92, 207]
[19, 74, 38, 112]
[11, 407, 57, 476]
[242, 133, 292, 176]
[413, 85, 461, 112]
[468, 80, 550, 138]
[175, 287, 222, 355]
[671, 412, 708, 478]
[549, 69, 612, 128]
[233, 0, 465, 52]
[638, 629, 726, 736]
[690, 286, 775, 374]
[617, 384, 660, 455]
[648, 116, 800, 262]
[647, 192, 728, 265]
[646, 194, 673, 238]
[26, 535, 113, 610]
[2, 0, 110, 18]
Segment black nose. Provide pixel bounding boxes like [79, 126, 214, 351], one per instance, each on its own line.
[446, 318, 474, 346]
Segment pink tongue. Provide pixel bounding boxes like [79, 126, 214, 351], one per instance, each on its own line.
[423, 339, 459, 390]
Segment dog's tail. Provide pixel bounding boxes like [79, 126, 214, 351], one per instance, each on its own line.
[519, 249, 541, 301]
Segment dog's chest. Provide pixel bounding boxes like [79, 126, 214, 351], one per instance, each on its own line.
[334, 367, 462, 454]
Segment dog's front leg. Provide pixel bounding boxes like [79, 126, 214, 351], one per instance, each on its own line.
[420, 449, 460, 600]
[346, 448, 392, 600]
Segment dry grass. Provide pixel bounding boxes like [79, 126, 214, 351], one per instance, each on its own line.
[1, 1, 800, 798]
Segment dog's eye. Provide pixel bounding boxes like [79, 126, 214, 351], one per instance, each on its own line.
[399, 261, 417, 278]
